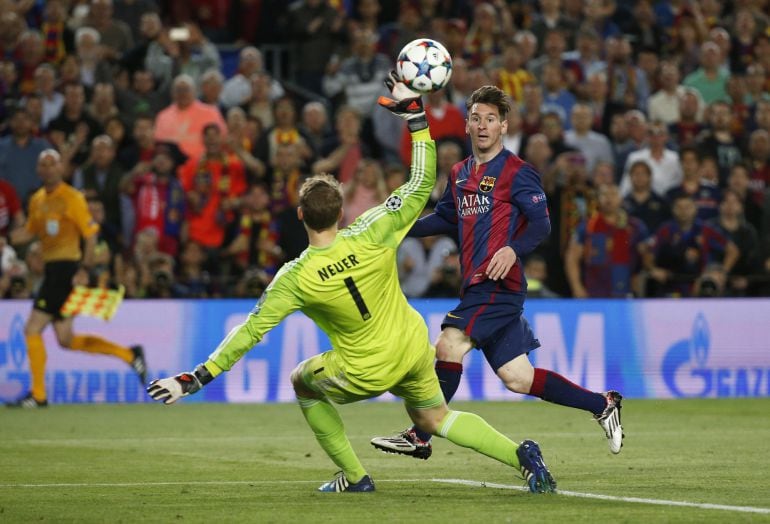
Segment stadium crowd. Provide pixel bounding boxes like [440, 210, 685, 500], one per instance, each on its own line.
[1, 0, 770, 300]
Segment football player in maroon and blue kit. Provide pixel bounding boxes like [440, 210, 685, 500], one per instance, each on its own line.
[372, 86, 624, 459]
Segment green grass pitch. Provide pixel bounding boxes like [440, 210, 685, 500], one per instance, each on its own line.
[2, 398, 769, 523]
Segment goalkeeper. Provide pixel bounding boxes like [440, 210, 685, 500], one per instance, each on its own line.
[6, 149, 147, 408]
[148, 73, 556, 494]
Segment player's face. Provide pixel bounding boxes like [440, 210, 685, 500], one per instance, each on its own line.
[466, 102, 507, 155]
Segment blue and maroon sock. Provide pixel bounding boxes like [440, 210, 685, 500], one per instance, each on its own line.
[529, 368, 607, 415]
[413, 361, 463, 442]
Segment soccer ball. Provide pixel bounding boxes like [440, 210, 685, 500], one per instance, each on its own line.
[396, 38, 453, 94]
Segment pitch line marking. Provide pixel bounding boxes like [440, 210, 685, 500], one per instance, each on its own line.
[434, 479, 770, 515]
[1, 478, 768, 515]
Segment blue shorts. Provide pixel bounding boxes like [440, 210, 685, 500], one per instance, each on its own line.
[441, 281, 540, 371]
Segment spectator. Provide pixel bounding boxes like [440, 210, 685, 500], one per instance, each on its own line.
[726, 163, 764, 232]
[746, 129, 770, 209]
[528, 29, 567, 82]
[623, 160, 671, 234]
[244, 71, 275, 130]
[398, 232, 429, 298]
[463, 2, 513, 68]
[322, 26, 390, 119]
[285, 0, 346, 96]
[561, 26, 604, 92]
[175, 240, 212, 297]
[540, 150, 596, 296]
[266, 142, 305, 216]
[179, 124, 247, 251]
[74, 26, 112, 88]
[87, 82, 120, 128]
[398, 89, 465, 167]
[118, 113, 155, 172]
[696, 100, 744, 186]
[492, 41, 535, 104]
[73, 134, 126, 235]
[299, 101, 333, 161]
[502, 101, 525, 157]
[540, 60, 576, 129]
[582, 0, 621, 40]
[648, 194, 739, 297]
[154, 74, 227, 159]
[130, 12, 174, 83]
[683, 41, 729, 105]
[584, 70, 610, 134]
[0, 107, 51, 202]
[711, 189, 761, 296]
[198, 68, 225, 110]
[566, 182, 649, 297]
[168, 23, 222, 86]
[540, 110, 574, 158]
[121, 141, 187, 256]
[620, 121, 682, 196]
[520, 82, 543, 134]
[39, 0, 75, 65]
[628, 1, 664, 55]
[314, 105, 369, 184]
[665, 146, 721, 222]
[648, 61, 686, 125]
[87, 0, 134, 60]
[274, 178, 309, 262]
[521, 133, 553, 175]
[729, 8, 760, 75]
[668, 87, 705, 148]
[524, 253, 560, 298]
[745, 63, 770, 105]
[604, 34, 650, 113]
[225, 106, 266, 180]
[220, 46, 283, 110]
[48, 82, 102, 168]
[31, 64, 64, 131]
[112, 0, 158, 43]
[115, 69, 171, 126]
[0, 179, 24, 240]
[530, 0, 577, 54]
[564, 102, 613, 174]
[16, 31, 45, 97]
[221, 182, 281, 277]
[341, 158, 388, 227]
[255, 96, 313, 168]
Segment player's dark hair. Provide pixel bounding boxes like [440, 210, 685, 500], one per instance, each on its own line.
[466, 85, 510, 120]
[299, 174, 343, 231]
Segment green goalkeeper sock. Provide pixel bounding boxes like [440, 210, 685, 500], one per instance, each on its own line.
[297, 397, 368, 483]
[437, 410, 521, 469]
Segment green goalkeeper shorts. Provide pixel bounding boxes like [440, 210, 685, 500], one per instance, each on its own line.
[297, 346, 444, 410]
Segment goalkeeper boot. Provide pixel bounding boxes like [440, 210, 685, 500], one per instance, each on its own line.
[516, 440, 556, 494]
[371, 427, 432, 460]
[6, 391, 48, 408]
[130, 345, 148, 385]
[594, 390, 624, 454]
[318, 472, 375, 493]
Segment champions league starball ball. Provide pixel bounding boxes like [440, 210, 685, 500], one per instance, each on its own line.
[396, 38, 453, 94]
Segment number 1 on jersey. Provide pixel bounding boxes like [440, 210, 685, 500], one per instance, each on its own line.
[344, 277, 371, 320]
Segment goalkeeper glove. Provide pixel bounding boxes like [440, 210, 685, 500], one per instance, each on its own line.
[147, 364, 214, 404]
[377, 70, 427, 132]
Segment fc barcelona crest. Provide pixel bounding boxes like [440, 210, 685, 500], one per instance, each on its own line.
[479, 175, 496, 192]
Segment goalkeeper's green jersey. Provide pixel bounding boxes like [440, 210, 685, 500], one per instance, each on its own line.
[206, 133, 436, 391]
